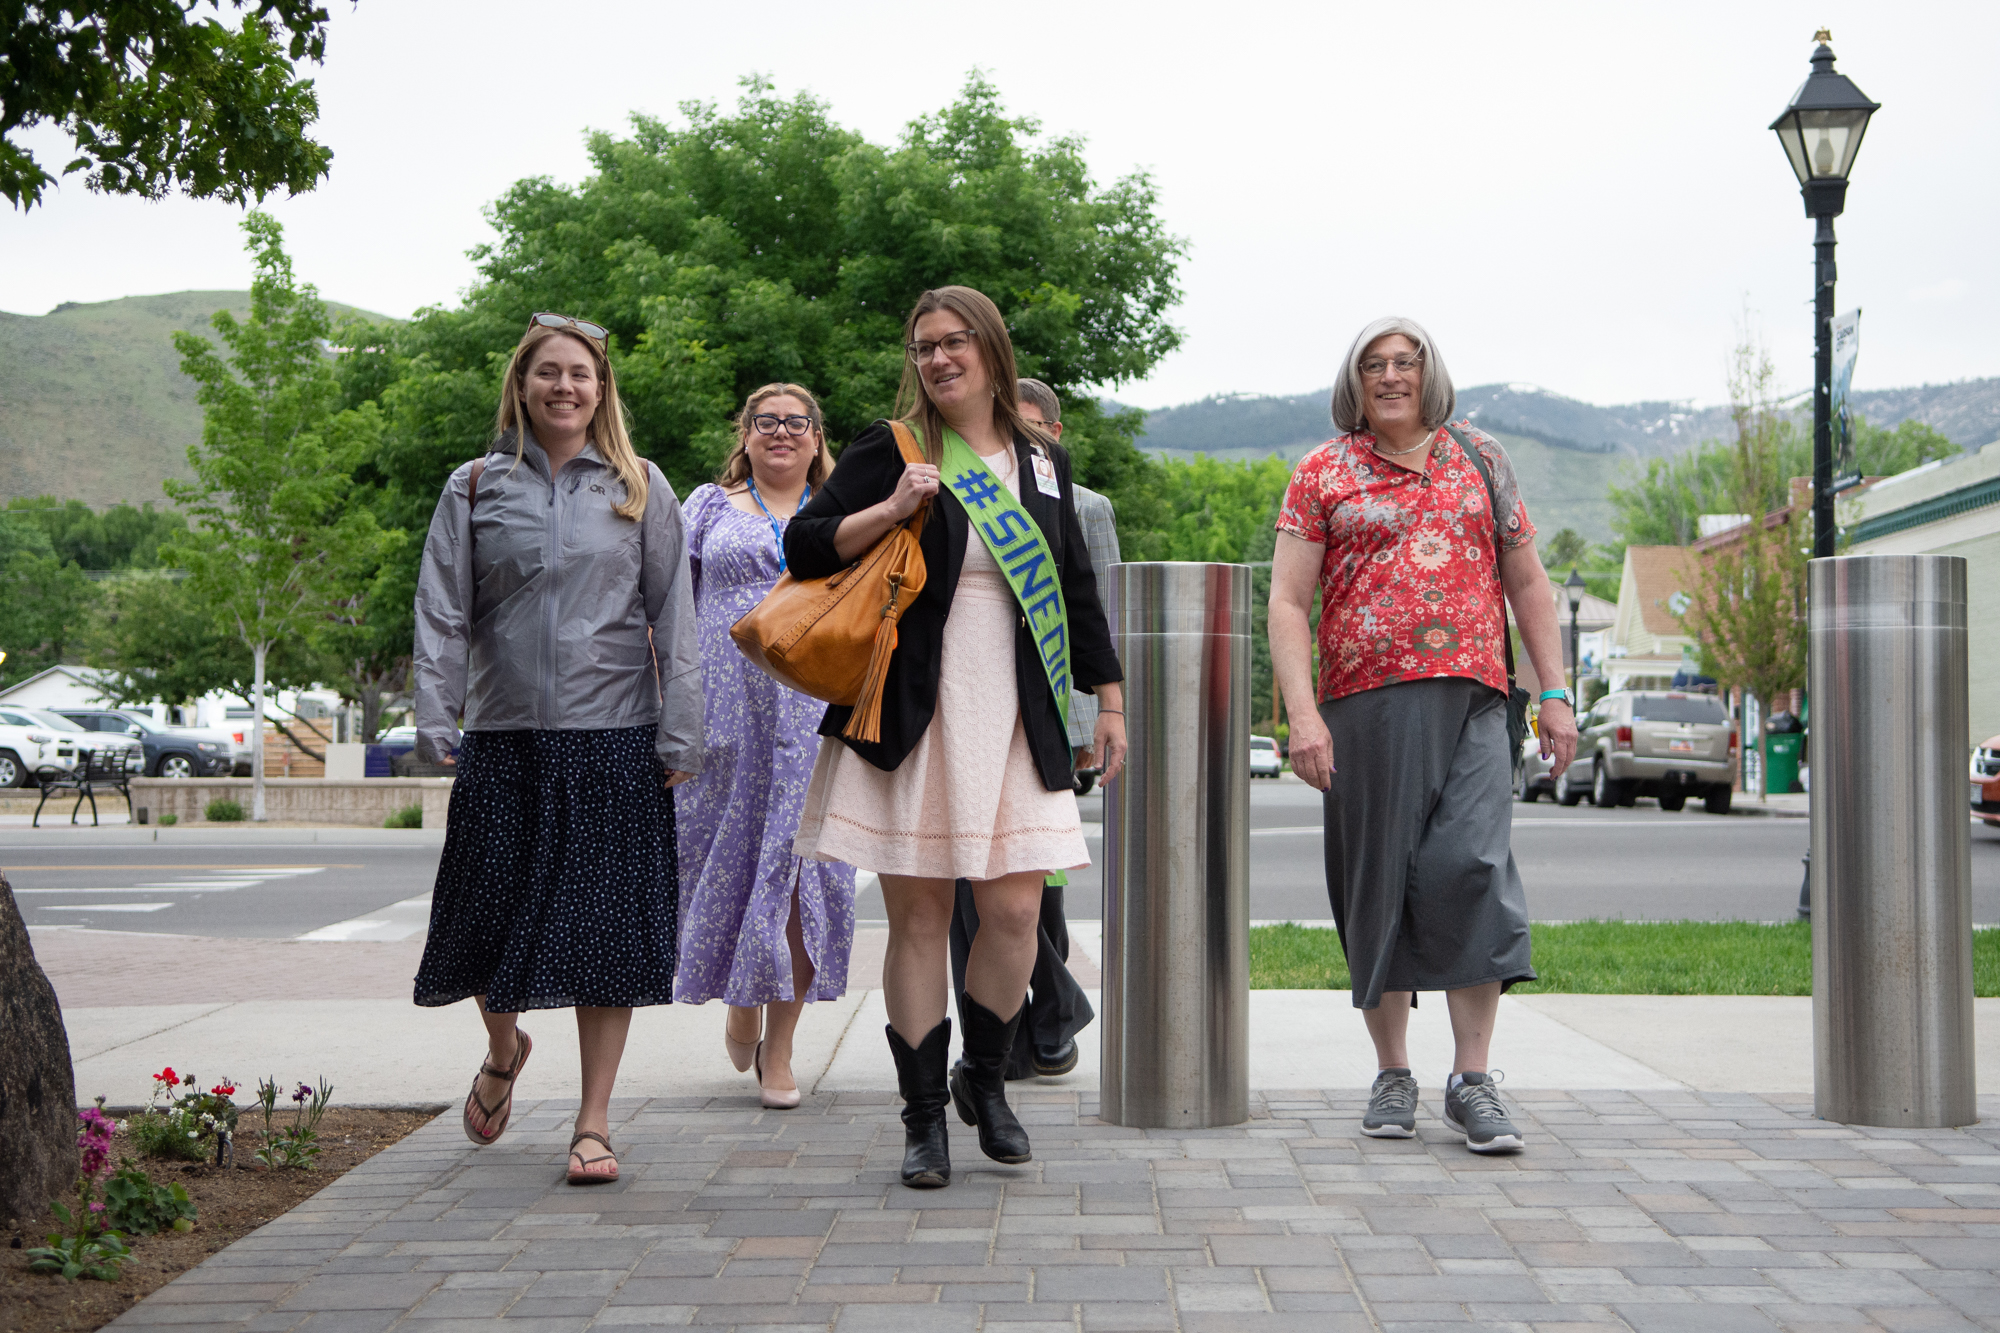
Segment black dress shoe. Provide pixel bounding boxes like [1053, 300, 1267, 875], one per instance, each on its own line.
[885, 1020, 952, 1188]
[948, 994, 1032, 1164]
[1031, 1039, 1079, 1078]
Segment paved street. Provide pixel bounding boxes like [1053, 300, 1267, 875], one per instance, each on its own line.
[13, 782, 1998, 937]
[100, 1086, 2000, 1333]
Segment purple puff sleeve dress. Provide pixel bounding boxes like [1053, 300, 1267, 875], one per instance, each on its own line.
[672, 483, 856, 1005]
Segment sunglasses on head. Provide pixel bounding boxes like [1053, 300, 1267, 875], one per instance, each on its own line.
[530, 312, 609, 343]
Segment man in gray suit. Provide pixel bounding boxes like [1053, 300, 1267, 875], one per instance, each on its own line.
[949, 378, 1117, 1078]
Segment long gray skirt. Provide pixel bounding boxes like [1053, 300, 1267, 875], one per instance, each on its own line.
[1319, 677, 1535, 1009]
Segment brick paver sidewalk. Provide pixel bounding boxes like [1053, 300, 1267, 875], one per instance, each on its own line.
[108, 1087, 2000, 1332]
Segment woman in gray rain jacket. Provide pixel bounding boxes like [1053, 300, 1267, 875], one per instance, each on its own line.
[411, 312, 702, 1186]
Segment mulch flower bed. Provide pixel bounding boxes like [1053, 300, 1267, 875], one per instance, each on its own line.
[1, 1108, 437, 1333]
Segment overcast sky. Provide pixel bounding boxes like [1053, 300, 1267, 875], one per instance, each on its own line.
[5, 1, 1995, 411]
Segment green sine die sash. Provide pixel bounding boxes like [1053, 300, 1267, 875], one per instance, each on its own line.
[940, 429, 1072, 732]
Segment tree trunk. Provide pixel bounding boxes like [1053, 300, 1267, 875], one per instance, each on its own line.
[360, 684, 383, 743]
[252, 642, 268, 822]
[0, 870, 77, 1227]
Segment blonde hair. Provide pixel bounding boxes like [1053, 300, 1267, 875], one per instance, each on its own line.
[495, 324, 649, 520]
[1329, 316, 1457, 435]
[892, 286, 1055, 464]
[718, 383, 833, 488]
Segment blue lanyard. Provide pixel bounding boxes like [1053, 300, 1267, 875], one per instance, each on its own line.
[745, 477, 810, 572]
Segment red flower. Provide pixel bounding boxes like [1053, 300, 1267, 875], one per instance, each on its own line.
[154, 1067, 177, 1085]
[211, 1083, 236, 1097]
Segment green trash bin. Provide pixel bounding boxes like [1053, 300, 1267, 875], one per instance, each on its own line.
[1764, 732, 1803, 794]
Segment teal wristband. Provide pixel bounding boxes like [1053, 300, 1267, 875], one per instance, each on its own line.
[1538, 689, 1573, 705]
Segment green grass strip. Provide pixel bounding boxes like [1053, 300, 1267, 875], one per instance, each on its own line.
[1248, 921, 2000, 996]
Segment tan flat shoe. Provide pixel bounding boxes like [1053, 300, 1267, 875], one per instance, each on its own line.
[725, 1008, 760, 1074]
[755, 1040, 801, 1110]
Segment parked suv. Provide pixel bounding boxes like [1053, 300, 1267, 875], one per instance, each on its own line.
[1557, 690, 1737, 814]
[0, 706, 82, 787]
[58, 708, 234, 778]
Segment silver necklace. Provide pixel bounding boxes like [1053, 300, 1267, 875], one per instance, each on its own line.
[1373, 431, 1433, 457]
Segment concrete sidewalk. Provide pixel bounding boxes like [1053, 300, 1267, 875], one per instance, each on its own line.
[102, 1086, 2000, 1333]
[40, 925, 2000, 1107]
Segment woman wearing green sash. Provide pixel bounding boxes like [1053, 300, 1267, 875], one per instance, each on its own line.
[788, 285, 1126, 1189]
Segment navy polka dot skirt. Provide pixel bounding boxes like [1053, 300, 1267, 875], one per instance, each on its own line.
[413, 726, 678, 1013]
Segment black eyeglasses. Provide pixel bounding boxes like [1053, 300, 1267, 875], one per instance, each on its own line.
[531, 312, 609, 343]
[751, 413, 817, 437]
[905, 328, 979, 363]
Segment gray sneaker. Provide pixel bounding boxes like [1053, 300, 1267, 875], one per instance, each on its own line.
[1443, 1071, 1523, 1153]
[1361, 1067, 1417, 1138]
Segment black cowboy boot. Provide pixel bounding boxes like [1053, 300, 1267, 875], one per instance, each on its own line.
[885, 1020, 951, 1189]
[949, 994, 1032, 1164]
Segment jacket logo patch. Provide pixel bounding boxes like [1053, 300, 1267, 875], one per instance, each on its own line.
[589, 484, 606, 493]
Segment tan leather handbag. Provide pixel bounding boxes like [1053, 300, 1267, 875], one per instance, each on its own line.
[730, 420, 930, 743]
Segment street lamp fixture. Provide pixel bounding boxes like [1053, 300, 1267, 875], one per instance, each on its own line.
[1563, 567, 1587, 703]
[1771, 30, 1878, 559]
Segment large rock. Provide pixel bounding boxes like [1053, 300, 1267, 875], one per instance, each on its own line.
[0, 870, 76, 1226]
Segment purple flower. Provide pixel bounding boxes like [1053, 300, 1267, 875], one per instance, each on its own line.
[76, 1106, 117, 1180]
[293, 1084, 311, 1103]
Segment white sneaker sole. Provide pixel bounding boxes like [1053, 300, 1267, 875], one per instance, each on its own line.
[1360, 1122, 1415, 1138]
[1460, 1129, 1524, 1153]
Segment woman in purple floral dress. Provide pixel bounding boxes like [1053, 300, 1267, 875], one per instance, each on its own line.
[674, 384, 856, 1107]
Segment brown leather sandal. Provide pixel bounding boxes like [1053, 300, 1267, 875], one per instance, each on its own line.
[461, 1028, 532, 1146]
[566, 1130, 619, 1185]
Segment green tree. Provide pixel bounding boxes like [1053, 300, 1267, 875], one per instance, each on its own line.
[1541, 526, 1589, 573]
[3, 497, 186, 568]
[1681, 340, 1808, 796]
[1150, 453, 1296, 733]
[166, 211, 390, 818]
[1852, 416, 1958, 478]
[0, 553, 98, 688]
[360, 74, 1184, 564]
[2, 1, 334, 209]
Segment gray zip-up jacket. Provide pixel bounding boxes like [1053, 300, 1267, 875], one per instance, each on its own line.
[412, 431, 702, 772]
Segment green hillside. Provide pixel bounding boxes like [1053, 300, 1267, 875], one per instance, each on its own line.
[0, 291, 389, 509]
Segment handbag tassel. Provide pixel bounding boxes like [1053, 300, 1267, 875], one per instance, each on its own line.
[842, 576, 904, 744]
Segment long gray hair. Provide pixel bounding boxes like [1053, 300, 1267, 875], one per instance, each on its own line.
[1329, 316, 1456, 435]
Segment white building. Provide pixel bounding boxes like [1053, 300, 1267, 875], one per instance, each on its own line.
[1843, 441, 2000, 751]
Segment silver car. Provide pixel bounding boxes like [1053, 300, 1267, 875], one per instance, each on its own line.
[1514, 734, 1556, 801]
[1556, 690, 1737, 814]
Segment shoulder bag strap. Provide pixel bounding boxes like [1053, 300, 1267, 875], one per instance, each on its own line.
[886, 421, 932, 538]
[467, 458, 487, 512]
[1443, 425, 1516, 687]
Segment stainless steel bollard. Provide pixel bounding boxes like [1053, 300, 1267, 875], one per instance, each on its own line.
[1099, 562, 1251, 1128]
[1809, 554, 1977, 1127]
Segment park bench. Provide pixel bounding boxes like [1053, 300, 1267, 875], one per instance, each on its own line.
[34, 746, 138, 828]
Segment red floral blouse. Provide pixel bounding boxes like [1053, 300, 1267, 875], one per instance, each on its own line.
[1276, 423, 1535, 704]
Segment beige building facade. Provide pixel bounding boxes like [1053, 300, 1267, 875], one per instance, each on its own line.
[1843, 441, 2000, 752]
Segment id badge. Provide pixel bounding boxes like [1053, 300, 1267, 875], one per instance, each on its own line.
[1031, 453, 1061, 498]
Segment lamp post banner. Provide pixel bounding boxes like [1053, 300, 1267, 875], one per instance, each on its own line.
[1831, 308, 1860, 486]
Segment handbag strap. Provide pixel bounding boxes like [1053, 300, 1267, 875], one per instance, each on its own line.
[468, 458, 487, 511]
[886, 420, 932, 540]
[1442, 425, 1516, 688]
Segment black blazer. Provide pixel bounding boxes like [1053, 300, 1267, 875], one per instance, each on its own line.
[786, 420, 1123, 791]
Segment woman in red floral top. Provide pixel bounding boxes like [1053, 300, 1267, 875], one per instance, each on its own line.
[1270, 316, 1578, 1156]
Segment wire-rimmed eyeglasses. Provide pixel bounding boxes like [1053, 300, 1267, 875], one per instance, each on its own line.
[1360, 353, 1422, 379]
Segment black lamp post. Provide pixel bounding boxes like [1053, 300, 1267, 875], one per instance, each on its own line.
[1771, 30, 1879, 559]
[1563, 568, 1586, 702]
